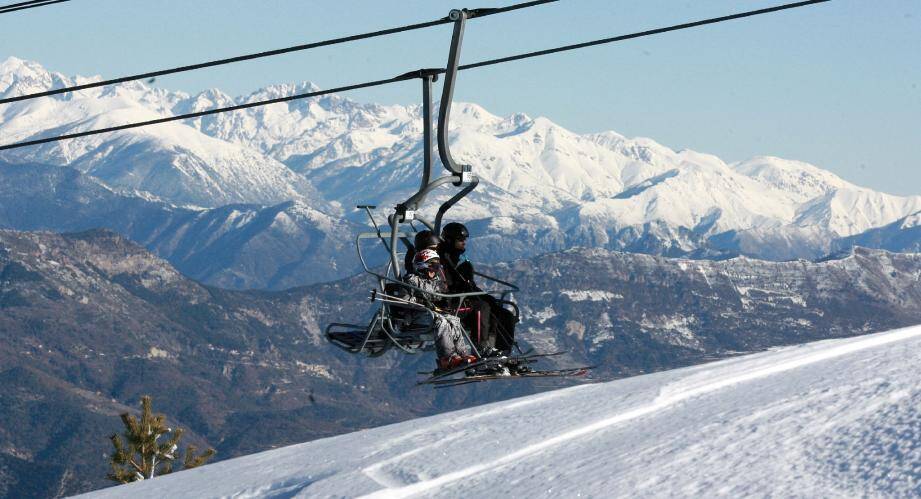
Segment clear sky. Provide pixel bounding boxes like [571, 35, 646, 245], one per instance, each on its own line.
[2, 0, 919, 195]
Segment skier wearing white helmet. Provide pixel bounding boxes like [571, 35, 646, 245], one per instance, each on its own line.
[403, 248, 476, 372]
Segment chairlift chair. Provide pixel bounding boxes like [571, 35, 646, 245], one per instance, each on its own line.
[326, 10, 521, 358]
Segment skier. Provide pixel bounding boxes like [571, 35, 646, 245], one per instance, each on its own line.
[402, 248, 477, 372]
[438, 222, 520, 359]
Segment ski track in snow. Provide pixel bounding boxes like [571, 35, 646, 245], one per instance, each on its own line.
[360, 387, 588, 488]
[80, 325, 921, 498]
[361, 326, 921, 498]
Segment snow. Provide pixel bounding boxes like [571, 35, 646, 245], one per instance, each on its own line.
[529, 305, 557, 324]
[559, 290, 623, 302]
[3, 57, 920, 256]
[639, 314, 701, 349]
[80, 325, 921, 498]
[900, 212, 921, 229]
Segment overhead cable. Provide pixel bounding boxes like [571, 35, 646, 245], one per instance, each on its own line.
[0, 0, 832, 151]
[0, 0, 559, 105]
[0, 0, 72, 14]
[458, 0, 832, 72]
[1, 0, 53, 9]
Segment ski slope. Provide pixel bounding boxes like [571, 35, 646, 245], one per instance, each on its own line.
[82, 326, 921, 498]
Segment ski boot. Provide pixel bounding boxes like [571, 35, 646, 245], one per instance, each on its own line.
[436, 355, 475, 375]
[505, 357, 532, 375]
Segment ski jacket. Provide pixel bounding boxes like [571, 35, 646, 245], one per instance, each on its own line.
[437, 244, 478, 294]
[402, 273, 450, 310]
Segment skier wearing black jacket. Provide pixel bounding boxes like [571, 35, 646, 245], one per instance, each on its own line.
[438, 222, 518, 357]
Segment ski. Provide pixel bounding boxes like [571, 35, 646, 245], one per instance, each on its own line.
[416, 351, 566, 383]
[430, 366, 594, 388]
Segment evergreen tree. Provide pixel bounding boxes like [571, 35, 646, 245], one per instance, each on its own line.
[107, 395, 215, 483]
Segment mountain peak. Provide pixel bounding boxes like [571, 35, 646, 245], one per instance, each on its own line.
[0, 56, 41, 72]
[0, 56, 72, 98]
[447, 102, 502, 128]
[244, 81, 323, 102]
[733, 155, 854, 203]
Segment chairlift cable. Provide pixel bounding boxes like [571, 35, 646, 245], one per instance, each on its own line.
[1, 0, 55, 9]
[458, 0, 831, 72]
[1, 0, 50, 7]
[0, 0, 71, 14]
[0, 0, 560, 105]
[0, 0, 833, 151]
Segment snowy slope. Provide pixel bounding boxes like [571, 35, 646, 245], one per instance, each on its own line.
[82, 325, 921, 498]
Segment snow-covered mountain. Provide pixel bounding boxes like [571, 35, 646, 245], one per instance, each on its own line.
[0, 161, 358, 288]
[832, 210, 921, 255]
[80, 325, 921, 498]
[2, 56, 920, 263]
[0, 58, 327, 210]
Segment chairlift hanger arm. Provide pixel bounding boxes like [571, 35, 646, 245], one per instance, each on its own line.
[434, 176, 478, 235]
[420, 74, 435, 198]
[390, 8, 477, 268]
[393, 68, 441, 212]
[437, 9, 471, 180]
[399, 174, 458, 221]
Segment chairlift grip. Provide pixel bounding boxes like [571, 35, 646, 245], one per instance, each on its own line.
[464, 8, 500, 18]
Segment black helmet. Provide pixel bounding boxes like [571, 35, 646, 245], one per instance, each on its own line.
[441, 222, 469, 241]
[413, 230, 440, 250]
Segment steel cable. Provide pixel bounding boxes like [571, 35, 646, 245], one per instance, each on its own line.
[0, 0, 559, 105]
[0, 0, 72, 14]
[0, 0, 832, 151]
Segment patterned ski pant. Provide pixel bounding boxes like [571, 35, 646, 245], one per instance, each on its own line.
[408, 310, 471, 359]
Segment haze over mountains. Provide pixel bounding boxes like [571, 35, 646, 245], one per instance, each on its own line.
[2, 56, 920, 279]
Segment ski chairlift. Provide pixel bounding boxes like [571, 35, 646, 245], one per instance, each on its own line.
[325, 205, 521, 357]
[326, 9, 521, 358]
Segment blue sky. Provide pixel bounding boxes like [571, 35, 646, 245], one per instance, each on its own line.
[3, 0, 919, 195]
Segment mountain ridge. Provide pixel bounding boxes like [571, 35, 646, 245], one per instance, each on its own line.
[2, 56, 920, 264]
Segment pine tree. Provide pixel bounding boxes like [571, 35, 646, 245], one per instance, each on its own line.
[107, 395, 215, 483]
